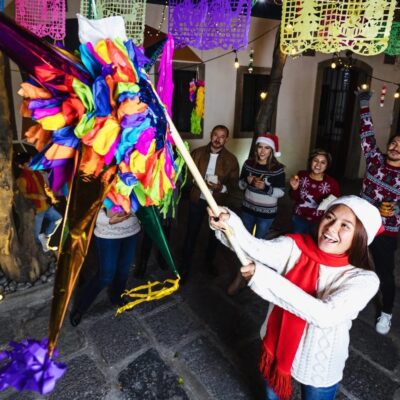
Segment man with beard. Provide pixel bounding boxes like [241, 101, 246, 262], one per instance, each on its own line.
[180, 125, 239, 283]
[358, 89, 400, 335]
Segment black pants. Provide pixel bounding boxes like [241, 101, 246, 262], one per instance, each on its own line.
[370, 235, 398, 314]
[181, 199, 218, 273]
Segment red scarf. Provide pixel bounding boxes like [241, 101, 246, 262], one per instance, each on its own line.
[259, 234, 349, 400]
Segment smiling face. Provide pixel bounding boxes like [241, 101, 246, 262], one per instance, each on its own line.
[317, 205, 356, 254]
[210, 128, 228, 152]
[256, 143, 272, 164]
[386, 136, 400, 166]
[310, 154, 328, 176]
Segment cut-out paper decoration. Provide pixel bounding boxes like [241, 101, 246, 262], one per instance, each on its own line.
[15, 0, 66, 40]
[386, 21, 400, 56]
[168, 0, 252, 50]
[156, 34, 175, 116]
[280, 0, 397, 56]
[189, 79, 205, 135]
[80, 0, 147, 45]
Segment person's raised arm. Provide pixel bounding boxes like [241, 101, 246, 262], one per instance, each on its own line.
[289, 174, 301, 201]
[356, 88, 381, 162]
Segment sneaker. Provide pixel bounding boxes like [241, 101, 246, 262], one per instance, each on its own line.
[376, 312, 392, 335]
[38, 233, 58, 252]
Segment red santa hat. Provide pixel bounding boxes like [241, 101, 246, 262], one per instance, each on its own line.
[256, 133, 281, 157]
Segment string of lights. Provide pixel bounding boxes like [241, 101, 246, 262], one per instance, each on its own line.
[329, 51, 400, 98]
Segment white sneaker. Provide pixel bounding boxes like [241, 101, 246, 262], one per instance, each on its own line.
[38, 233, 58, 252]
[376, 312, 392, 335]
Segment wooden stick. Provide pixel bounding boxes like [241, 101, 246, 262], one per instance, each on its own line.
[164, 113, 249, 266]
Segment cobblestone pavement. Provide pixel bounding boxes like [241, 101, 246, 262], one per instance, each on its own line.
[0, 192, 399, 400]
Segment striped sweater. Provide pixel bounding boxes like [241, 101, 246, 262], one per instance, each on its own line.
[359, 105, 400, 235]
[239, 159, 285, 218]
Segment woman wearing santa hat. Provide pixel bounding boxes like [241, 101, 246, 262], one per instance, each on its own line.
[239, 133, 285, 239]
[227, 133, 285, 295]
[209, 195, 382, 400]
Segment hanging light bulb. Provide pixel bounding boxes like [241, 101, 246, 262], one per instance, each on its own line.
[394, 86, 400, 99]
[248, 48, 254, 74]
[361, 83, 369, 90]
[234, 50, 239, 69]
[260, 92, 267, 100]
[330, 52, 338, 69]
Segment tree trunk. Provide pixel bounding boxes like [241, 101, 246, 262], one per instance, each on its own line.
[251, 25, 287, 156]
[0, 52, 47, 282]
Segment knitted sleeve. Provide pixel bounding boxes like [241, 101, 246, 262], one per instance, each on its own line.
[266, 167, 285, 198]
[249, 265, 379, 328]
[214, 209, 296, 274]
[239, 160, 251, 190]
[289, 171, 303, 202]
[359, 105, 382, 165]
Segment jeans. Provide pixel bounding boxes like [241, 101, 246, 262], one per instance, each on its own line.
[265, 381, 338, 400]
[34, 205, 62, 241]
[181, 199, 219, 273]
[77, 233, 139, 313]
[241, 210, 273, 239]
[292, 215, 315, 235]
[370, 234, 398, 313]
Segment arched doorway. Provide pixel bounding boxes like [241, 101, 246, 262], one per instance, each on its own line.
[310, 58, 372, 180]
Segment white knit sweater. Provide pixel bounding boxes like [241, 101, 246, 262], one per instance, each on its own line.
[215, 210, 379, 388]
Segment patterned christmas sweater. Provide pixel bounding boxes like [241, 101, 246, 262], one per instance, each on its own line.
[359, 105, 400, 236]
[239, 159, 285, 218]
[290, 170, 340, 222]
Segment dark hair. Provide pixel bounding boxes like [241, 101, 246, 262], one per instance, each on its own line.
[317, 205, 372, 270]
[387, 134, 400, 146]
[348, 216, 372, 270]
[14, 152, 32, 166]
[211, 125, 229, 137]
[253, 143, 283, 171]
[308, 148, 332, 170]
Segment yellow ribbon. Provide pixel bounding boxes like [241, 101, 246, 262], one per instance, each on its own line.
[115, 277, 180, 315]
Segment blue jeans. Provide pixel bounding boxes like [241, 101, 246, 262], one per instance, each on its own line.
[292, 215, 315, 235]
[266, 381, 338, 400]
[34, 205, 62, 241]
[77, 233, 139, 312]
[241, 211, 273, 239]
